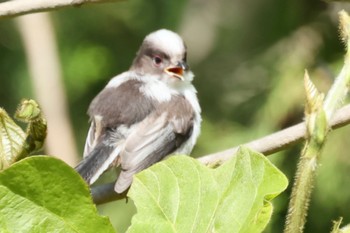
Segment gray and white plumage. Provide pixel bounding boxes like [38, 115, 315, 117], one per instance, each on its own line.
[75, 29, 201, 193]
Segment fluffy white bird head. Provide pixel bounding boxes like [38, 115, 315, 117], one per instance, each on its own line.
[144, 29, 186, 59]
[131, 29, 193, 85]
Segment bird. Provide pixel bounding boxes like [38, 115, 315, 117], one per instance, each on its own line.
[75, 29, 201, 194]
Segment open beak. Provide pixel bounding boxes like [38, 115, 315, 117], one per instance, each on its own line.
[164, 61, 188, 81]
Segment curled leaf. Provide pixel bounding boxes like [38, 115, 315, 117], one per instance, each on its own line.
[303, 70, 325, 137]
[0, 108, 26, 170]
[15, 99, 47, 157]
[0, 100, 47, 170]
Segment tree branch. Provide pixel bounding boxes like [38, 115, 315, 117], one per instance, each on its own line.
[91, 103, 350, 204]
[91, 182, 127, 204]
[199, 103, 350, 165]
[0, 0, 121, 19]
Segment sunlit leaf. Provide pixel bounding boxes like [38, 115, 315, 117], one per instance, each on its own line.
[331, 218, 350, 233]
[0, 108, 25, 170]
[0, 156, 115, 233]
[127, 147, 288, 233]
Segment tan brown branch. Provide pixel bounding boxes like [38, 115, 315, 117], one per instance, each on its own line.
[199, 103, 350, 165]
[0, 0, 121, 19]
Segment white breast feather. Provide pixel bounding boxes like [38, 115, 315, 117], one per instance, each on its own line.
[106, 71, 138, 88]
[104, 69, 201, 156]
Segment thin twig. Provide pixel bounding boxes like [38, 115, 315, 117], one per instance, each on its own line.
[91, 103, 350, 204]
[199, 103, 350, 165]
[91, 183, 127, 204]
[0, 0, 121, 19]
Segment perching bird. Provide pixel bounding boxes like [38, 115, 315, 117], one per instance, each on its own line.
[75, 29, 201, 193]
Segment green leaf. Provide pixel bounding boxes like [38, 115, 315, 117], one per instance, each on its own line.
[0, 108, 26, 170]
[15, 99, 47, 157]
[341, 226, 350, 233]
[127, 147, 288, 233]
[0, 156, 115, 233]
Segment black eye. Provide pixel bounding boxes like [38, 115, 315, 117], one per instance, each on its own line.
[153, 56, 162, 65]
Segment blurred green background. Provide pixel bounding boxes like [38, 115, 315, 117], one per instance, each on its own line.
[1, 0, 350, 232]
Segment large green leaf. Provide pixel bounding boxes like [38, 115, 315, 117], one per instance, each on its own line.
[0, 156, 115, 233]
[127, 147, 288, 233]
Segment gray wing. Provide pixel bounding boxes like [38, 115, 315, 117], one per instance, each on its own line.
[115, 97, 194, 193]
[78, 78, 156, 184]
[83, 79, 155, 157]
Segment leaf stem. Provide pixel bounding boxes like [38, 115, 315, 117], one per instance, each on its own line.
[284, 11, 350, 233]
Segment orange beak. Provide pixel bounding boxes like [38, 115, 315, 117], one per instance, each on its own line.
[164, 61, 188, 81]
[165, 66, 184, 81]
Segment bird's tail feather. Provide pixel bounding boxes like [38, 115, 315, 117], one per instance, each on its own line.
[75, 143, 120, 185]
